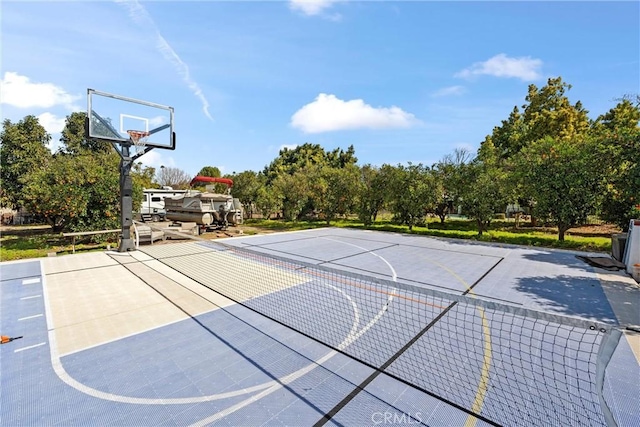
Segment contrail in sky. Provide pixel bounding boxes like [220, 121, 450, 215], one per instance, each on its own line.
[115, 0, 213, 121]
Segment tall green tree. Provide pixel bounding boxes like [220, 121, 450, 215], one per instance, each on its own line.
[272, 171, 310, 220]
[197, 166, 221, 177]
[388, 163, 437, 230]
[255, 185, 282, 220]
[326, 145, 358, 168]
[522, 77, 590, 144]
[311, 164, 360, 224]
[263, 143, 358, 184]
[131, 162, 157, 190]
[515, 136, 606, 240]
[20, 112, 124, 232]
[593, 99, 640, 133]
[60, 112, 112, 155]
[22, 153, 120, 232]
[478, 77, 591, 226]
[357, 164, 394, 226]
[432, 148, 473, 222]
[485, 107, 527, 159]
[480, 77, 590, 161]
[459, 153, 510, 236]
[228, 171, 262, 218]
[592, 99, 640, 230]
[0, 116, 53, 209]
[264, 143, 327, 183]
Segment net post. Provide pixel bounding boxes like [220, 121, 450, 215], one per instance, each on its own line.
[596, 327, 622, 427]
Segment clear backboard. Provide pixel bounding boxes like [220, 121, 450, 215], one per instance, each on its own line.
[87, 89, 175, 150]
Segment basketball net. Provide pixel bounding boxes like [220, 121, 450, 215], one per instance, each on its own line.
[127, 130, 150, 156]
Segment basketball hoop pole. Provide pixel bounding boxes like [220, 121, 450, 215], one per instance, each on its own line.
[118, 142, 136, 252]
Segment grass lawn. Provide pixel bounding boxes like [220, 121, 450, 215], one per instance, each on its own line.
[0, 225, 118, 261]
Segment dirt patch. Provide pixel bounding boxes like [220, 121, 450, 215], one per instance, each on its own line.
[567, 223, 622, 237]
[523, 223, 622, 238]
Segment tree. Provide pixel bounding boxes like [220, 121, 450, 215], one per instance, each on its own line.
[193, 166, 227, 192]
[228, 170, 262, 218]
[478, 77, 591, 226]
[593, 99, 640, 133]
[310, 164, 360, 224]
[263, 143, 327, 183]
[480, 77, 590, 161]
[432, 148, 473, 222]
[263, 143, 358, 184]
[592, 100, 640, 230]
[485, 107, 527, 159]
[255, 185, 282, 219]
[356, 165, 378, 226]
[131, 162, 157, 190]
[60, 112, 112, 155]
[326, 145, 358, 168]
[0, 116, 53, 209]
[598, 131, 640, 231]
[515, 136, 606, 240]
[157, 166, 191, 189]
[197, 166, 221, 178]
[358, 163, 399, 226]
[20, 112, 126, 232]
[21, 152, 120, 232]
[522, 77, 590, 144]
[272, 172, 310, 220]
[387, 163, 438, 231]
[459, 156, 510, 236]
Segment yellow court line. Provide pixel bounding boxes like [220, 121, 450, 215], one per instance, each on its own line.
[235, 246, 494, 423]
[464, 307, 492, 427]
[418, 258, 492, 427]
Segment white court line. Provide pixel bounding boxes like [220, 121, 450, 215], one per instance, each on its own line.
[38, 258, 364, 405]
[191, 238, 400, 426]
[22, 278, 41, 285]
[21, 295, 42, 300]
[321, 237, 398, 281]
[18, 314, 43, 321]
[15, 342, 46, 353]
[190, 284, 394, 427]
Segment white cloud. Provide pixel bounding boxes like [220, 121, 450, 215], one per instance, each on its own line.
[280, 144, 298, 151]
[36, 112, 66, 153]
[137, 149, 175, 170]
[37, 112, 66, 134]
[455, 53, 543, 81]
[289, 0, 338, 16]
[115, 0, 213, 121]
[0, 72, 80, 110]
[432, 85, 466, 97]
[291, 93, 419, 133]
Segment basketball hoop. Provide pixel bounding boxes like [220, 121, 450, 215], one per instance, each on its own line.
[127, 130, 150, 146]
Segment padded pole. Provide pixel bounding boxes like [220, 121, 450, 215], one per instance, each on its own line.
[118, 144, 136, 252]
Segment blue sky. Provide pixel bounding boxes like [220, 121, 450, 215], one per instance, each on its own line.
[2, 1, 638, 177]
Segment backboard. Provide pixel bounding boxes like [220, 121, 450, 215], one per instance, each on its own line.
[87, 89, 175, 150]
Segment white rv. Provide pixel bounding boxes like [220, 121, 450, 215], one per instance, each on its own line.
[138, 187, 187, 222]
